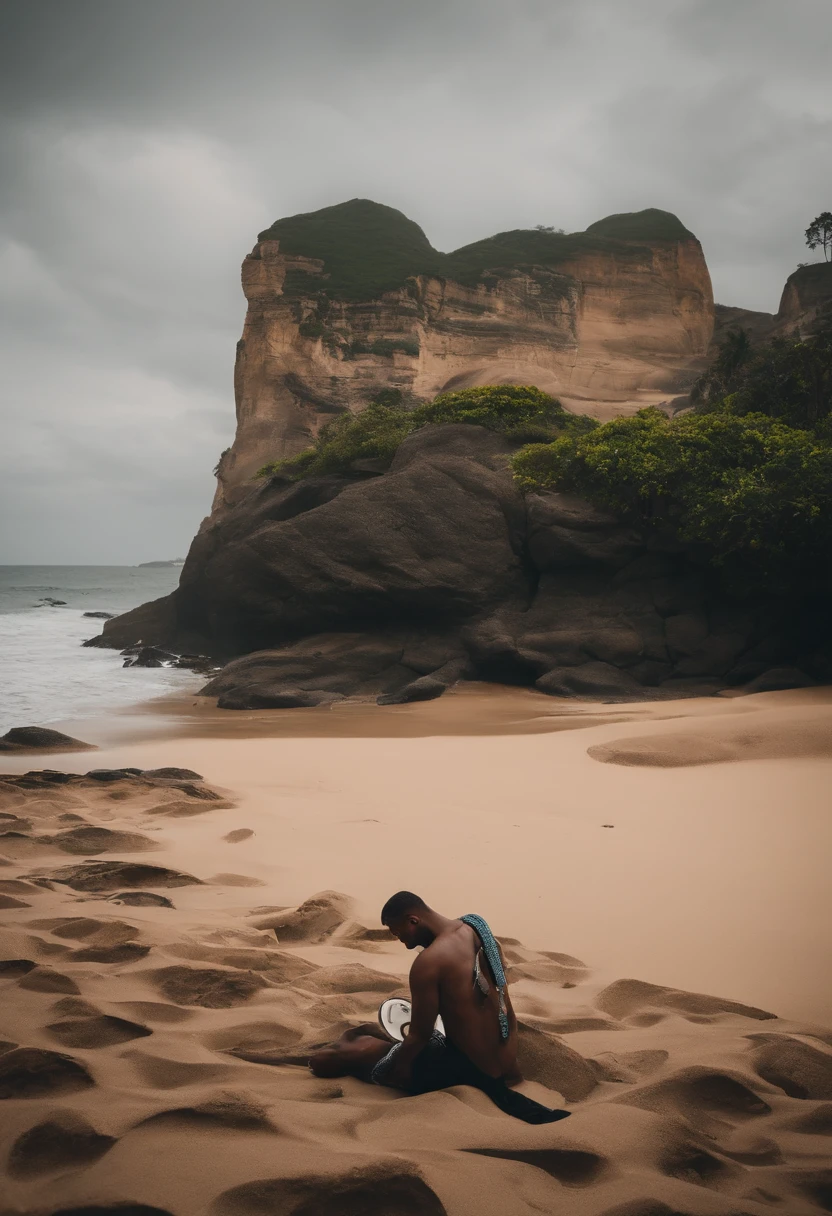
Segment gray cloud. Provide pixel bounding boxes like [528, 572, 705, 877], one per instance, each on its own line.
[1, 0, 830, 561]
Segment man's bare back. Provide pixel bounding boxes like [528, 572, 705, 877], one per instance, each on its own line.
[409, 919, 519, 1081]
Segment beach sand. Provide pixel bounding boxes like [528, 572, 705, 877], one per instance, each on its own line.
[0, 684, 830, 1215]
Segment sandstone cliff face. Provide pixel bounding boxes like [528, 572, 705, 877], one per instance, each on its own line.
[215, 201, 713, 506]
[774, 262, 832, 335]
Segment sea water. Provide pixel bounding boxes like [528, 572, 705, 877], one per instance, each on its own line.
[0, 566, 201, 733]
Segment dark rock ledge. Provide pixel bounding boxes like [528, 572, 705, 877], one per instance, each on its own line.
[84, 426, 826, 709]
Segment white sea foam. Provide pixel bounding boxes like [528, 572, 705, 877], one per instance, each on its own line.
[0, 566, 200, 732]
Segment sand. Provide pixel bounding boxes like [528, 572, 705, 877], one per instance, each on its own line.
[0, 684, 830, 1215]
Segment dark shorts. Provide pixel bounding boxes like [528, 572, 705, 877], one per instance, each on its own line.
[370, 1031, 570, 1125]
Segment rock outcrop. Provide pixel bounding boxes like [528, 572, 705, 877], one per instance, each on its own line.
[216, 199, 714, 505]
[711, 261, 832, 352]
[96, 425, 827, 706]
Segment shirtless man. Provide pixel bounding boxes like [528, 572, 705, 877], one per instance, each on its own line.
[309, 891, 568, 1124]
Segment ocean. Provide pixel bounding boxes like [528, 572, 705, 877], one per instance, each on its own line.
[0, 566, 202, 734]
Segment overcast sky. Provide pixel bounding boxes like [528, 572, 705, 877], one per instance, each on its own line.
[1, 0, 830, 564]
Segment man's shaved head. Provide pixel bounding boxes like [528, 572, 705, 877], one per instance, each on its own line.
[380, 890, 428, 926]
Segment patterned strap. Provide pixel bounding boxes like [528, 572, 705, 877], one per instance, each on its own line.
[460, 913, 509, 1041]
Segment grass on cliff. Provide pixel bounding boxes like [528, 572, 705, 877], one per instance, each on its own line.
[258, 199, 697, 302]
[513, 327, 832, 594]
[259, 199, 443, 301]
[257, 385, 595, 481]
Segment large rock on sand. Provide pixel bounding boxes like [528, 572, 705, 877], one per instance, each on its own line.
[90, 424, 828, 707]
[0, 726, 94, 753]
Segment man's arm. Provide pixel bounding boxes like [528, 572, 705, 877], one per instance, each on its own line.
[389, 951, 440, 1086]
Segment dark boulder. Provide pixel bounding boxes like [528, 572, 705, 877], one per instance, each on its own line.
[526, 492, 642, 571]
[0, 727, 95, 753]
[141, 767, 203, 780]
[536, 662, 645, 700]
[217, 687, 343, 710]
[123, 645, 177, 668]
[187, 426, 526, 654]
[743, 666, 816, 694]
[82, 611, 115, 619]
[203, 632, 420, 706]
[83, 591, 178, 650]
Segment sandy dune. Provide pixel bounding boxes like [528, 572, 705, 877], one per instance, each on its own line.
[0, 687, 831, 1215]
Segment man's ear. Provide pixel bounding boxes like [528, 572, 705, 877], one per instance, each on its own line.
[407, 914, 420, 927]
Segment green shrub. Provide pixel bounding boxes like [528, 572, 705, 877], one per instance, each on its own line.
[258, 399, 416, 481]
[512, 406, 832, 592]
[298, 320, 326, 339]
[257, 384, 589, 482]
[694, 325, 832, 433]
[411, 385, 566, 433]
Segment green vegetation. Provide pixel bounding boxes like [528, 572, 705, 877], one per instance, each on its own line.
[692, 325, 832, 433]
[440, 228, 643, 288]
[257, 198, 694, 303]
[512, 328, 832, 593]
[257, 385, 588, 481]
[259, 397, 417, 481]
[584, 208, 695, 242]
[259, 199, 442, 301]
[806, 211, 832, 262]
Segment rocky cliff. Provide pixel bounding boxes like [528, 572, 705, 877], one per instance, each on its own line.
[216, 199, 714, 506]
[91, 210, 832, 706]
[712, 261, 832, 350]
[98, 424, 826, 706]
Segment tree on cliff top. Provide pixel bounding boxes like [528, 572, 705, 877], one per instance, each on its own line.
[806, 212, 832, 262]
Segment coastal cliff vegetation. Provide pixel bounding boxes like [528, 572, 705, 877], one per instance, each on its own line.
[257, 385, 594, 481]
[260, 326, 832, 596]
[514, 325, 832, 592]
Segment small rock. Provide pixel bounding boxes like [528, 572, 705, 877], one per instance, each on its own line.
[123, 645, 179, 668]
[85, 768, 143, 782]
[377, 675, 447, 706]
[83, 611, 115, 619]
[108, 891, 174, 908]
[142, 767, 203, 780]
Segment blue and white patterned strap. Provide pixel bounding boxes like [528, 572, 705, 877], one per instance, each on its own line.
[460, 913, 509, 1041]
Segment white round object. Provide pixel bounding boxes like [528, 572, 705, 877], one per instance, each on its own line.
[378, 998, 445, 1041]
